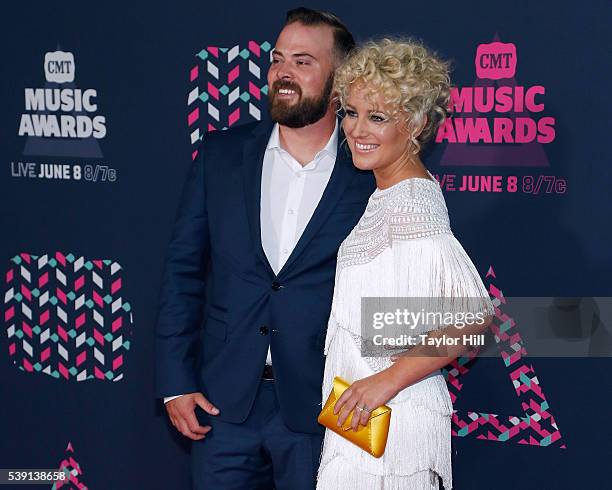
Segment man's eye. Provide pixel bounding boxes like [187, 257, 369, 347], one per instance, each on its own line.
[296, 60, 309, 66]
[271, 58, 280, 64]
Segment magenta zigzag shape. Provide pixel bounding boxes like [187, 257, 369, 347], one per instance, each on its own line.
[53, 442, 87, 490]
[447, 266, 565, 448]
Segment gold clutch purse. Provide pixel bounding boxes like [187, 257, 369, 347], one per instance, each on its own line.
[317, 376, 392, 458]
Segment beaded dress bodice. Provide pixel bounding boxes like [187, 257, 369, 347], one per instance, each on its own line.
[337, 175, 451, 272]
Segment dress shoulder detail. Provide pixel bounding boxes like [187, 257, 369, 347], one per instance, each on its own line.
[337, 178, 451, 271]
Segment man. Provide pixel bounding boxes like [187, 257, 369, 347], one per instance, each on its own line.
[155, 8, 375, 489]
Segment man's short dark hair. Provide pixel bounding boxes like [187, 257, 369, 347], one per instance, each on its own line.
[285, 7, 355, 64]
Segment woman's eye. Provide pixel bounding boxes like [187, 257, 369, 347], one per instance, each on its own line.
[370, 114, 386, 123]
[345, 110, 358, 118]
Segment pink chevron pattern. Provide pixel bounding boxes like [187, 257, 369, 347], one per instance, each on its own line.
[52, 442, 88, 489]
[3, 252, 133, 382]
[443, 266, 565, 447]
[187, 41, 272, 160]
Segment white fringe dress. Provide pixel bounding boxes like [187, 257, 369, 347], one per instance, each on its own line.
[316, 174, 494, 490]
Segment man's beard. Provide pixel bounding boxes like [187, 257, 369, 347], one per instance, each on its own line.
[268, 75, 334, 128]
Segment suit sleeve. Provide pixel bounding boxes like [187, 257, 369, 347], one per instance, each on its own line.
[154, 149, 210, 398]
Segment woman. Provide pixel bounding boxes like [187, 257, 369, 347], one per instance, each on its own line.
[316, 39, 494, 490]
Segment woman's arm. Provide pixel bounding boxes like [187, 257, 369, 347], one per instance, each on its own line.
[334, 314, 493, 431]
[387, 314, 493, 389]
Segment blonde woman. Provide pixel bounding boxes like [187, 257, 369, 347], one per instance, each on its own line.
[317, 39, 494, 490]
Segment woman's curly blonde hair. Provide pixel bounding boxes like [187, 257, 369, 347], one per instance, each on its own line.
[334, 38, 451, 154]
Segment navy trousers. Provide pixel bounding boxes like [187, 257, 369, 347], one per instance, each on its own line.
[191, 379, 324, 490]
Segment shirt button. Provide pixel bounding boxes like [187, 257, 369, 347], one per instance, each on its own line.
[288, 209, 294, 215]
[271, 281, 282, 291]
[260, 325, 269, 335]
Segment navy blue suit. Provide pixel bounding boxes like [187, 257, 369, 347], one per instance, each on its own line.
[155, 118, 375, 488]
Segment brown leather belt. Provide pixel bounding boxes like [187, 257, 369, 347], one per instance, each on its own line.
[262, 364, 274, 380]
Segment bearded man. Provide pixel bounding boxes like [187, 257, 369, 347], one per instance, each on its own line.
[155, 8, 374, 489]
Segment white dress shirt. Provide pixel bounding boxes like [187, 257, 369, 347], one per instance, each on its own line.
[260, 120, 338, 364]
[164, 120, 338, 403]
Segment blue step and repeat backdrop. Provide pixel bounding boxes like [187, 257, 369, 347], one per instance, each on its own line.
[1, 1, 611, 488]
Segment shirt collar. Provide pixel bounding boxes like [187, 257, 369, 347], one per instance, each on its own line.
[266, 118, 339, 161]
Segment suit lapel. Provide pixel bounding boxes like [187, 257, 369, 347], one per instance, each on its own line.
[242, 120, 275, 277]
[277, 136, 355, 278]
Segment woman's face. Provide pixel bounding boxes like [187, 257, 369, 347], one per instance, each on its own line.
[342, 83, 412, 172]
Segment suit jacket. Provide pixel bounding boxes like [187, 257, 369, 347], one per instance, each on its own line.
[155, 118, 375, 434]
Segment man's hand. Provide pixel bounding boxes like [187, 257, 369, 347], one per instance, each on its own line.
[166, 392, 220, 440]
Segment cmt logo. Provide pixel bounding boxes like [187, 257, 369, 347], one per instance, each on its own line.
[436, 35, 555, 166]
[44, 50, 75, 83]
[475, 42, 516, 80]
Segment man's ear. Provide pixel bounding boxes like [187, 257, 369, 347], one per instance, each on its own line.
[330, 88, 340, 106]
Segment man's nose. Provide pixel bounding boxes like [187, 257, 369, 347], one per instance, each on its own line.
[275, 63, 294, 82]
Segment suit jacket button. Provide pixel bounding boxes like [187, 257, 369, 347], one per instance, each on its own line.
[271, 281, 282, 291]
[260, 325, 269, 335]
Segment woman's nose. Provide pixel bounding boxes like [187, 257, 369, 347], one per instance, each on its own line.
[348, 116, 369, 138]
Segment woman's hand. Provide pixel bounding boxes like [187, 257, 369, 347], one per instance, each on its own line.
[333, 370, 400, 431]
